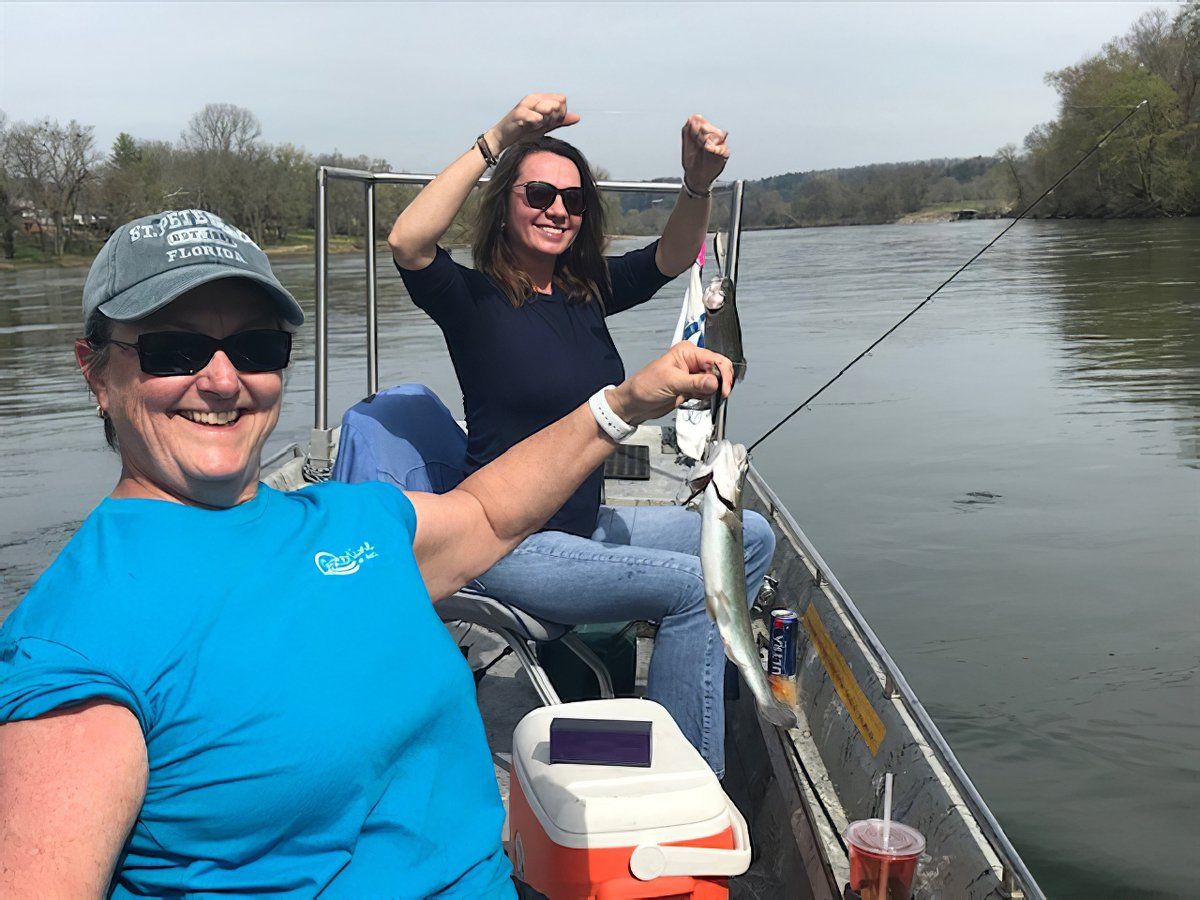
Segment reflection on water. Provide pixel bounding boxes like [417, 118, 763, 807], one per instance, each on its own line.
[0, 220, 1196, 898]
[1031, 221, 1200, 465]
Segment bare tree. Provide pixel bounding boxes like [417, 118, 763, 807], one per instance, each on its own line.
[3, 117, 99, 257]
[182, 103, 262, 155]
[996, 144, 1027, 210]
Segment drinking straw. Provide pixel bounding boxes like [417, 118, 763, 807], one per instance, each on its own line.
[880, 773, 894, 900]
[882, 772, 893, 845]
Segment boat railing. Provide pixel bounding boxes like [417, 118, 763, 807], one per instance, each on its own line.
[750, 470, 1044, 900]
[305, 166, 745, 479]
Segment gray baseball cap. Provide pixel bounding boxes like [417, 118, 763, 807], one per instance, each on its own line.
[83, 210, 304, 327]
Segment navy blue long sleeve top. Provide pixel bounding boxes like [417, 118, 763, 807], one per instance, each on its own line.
[396, 242, 674, 536]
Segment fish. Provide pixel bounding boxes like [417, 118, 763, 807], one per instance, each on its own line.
[692, 439, 797, 729]
[702, 277, 747, 384]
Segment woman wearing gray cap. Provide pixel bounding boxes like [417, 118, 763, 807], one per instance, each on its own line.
[0, 210, 732, 898]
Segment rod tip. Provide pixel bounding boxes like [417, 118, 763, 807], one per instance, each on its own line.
[1138, 99, 1149, 107]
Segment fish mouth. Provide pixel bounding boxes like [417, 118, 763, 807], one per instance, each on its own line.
[688, 440, 748, 508]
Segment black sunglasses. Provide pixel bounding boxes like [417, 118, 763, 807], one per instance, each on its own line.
[105, 329, 293, 377]
[514, 181, 586, 216]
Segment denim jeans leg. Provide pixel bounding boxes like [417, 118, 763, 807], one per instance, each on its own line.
[474, 506, 777, 777]
[592, 505, 777, 608]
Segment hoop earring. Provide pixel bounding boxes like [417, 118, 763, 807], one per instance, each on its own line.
[96, 404, 107, 419]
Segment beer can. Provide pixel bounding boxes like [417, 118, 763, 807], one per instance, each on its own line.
[768, 609, 799, 707]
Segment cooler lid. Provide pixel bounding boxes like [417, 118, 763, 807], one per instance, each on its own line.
[512, 698, 729, 837]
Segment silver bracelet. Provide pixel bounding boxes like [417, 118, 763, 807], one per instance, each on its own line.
[682, 175, 712, 200]
[588, 385, 636, 442]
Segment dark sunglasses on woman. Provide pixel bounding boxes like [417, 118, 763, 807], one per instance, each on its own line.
[514, 181, 586, 216]
[103, 329, 293, 377]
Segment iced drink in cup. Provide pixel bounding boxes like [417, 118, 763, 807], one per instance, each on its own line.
[844, 818, 925, 900]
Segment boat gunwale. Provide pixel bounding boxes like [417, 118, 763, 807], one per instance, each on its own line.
[746, 463, 1043, 900]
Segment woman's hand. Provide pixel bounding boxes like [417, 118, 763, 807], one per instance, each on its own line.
[680, 114, 730, 193]
[609, 342, 733, 426]
[486, 94, 580, 155]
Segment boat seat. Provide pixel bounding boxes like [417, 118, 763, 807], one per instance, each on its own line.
[331, 384, 614, 706]
[438, 591, 570, 644]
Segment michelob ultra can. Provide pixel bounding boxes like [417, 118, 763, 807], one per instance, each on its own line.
[768, 609, 799, 707]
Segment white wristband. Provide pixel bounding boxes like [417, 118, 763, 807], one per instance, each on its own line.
[589, 385, 637, 442]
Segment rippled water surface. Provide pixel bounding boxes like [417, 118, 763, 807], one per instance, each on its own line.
[1, 220, 1196, 898]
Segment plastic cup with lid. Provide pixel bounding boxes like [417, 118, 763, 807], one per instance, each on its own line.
[844, 818, 925, 900]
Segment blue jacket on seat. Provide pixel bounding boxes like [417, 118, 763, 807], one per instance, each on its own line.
[332, 385, 466, 494]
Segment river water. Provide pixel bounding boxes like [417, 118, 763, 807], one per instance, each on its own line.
[1, 219, 1196, 897]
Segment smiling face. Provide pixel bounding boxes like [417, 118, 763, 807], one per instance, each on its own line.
[504, 151, 584, 268]
[82, 279, 287, 508]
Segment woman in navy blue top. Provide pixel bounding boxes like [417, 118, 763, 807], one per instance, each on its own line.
[389, 94, 776, 778]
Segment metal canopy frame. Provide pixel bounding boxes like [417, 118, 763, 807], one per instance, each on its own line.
[306, 166, 744, 475]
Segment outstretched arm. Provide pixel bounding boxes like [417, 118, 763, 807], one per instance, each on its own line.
[388, 93, 580, 270]
[656, 115, 730, 277]
[410, 343, 733, 600]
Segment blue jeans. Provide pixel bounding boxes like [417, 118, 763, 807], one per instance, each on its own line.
[474, 504, 776, 777]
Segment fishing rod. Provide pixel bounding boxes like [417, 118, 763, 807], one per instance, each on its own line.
[745, 99, 1148, 454]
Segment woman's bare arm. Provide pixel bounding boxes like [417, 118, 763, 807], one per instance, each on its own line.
[0, 701, 146, 897]
[387, 93, 580, 270]
[409, 343, 733, 600]
[656, 115, 730, 277]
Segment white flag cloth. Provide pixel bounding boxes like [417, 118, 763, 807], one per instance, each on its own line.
[672, 256, 713, 461]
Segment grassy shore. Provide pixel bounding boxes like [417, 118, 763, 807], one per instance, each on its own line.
[0, 230, 370, 272]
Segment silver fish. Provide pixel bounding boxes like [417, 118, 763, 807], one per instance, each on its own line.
[693, 440, 797, 729]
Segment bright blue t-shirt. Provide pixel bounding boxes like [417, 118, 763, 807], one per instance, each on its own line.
[0, 482, 514, 898]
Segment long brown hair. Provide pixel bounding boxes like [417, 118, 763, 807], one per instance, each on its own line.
[471, 136, 610, 308]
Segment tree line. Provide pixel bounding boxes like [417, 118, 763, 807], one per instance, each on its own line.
[0, 3, 1194, 262]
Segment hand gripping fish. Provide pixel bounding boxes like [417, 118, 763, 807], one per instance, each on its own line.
[691, 440, 797, 729]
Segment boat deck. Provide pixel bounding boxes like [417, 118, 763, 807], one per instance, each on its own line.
[449, 424, 810, 899]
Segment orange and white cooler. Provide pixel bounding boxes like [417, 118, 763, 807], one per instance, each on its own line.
[508, 698, 751, 899]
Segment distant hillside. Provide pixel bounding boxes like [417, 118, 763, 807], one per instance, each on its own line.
[610, 156, 1014, 235]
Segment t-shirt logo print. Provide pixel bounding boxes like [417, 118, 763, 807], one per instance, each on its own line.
[314, 541, 380, 576]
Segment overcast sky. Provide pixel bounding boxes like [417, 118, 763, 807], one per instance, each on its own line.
[0, 1, 1179, 180]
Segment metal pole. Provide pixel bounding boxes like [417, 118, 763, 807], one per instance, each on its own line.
[727, 180, 745, 286]
[314, 168, 329, 432]
[365, 181, 378, 397]
[302, 167, 335, 483]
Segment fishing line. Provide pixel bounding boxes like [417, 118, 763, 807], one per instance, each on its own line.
[745, 100, 1148, 454]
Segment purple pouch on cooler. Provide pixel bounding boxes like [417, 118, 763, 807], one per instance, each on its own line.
[549, 717, 653, 767]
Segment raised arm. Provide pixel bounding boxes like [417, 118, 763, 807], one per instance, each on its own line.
[387, 93, 580, 270]
[409, 343, 733, 600]
[0, 701, 147, 897]
[655, 115, 730, 277]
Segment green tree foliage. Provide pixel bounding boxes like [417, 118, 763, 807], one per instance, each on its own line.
[750, 158, 1008, 230]
[1021, 4, 1199, 217]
